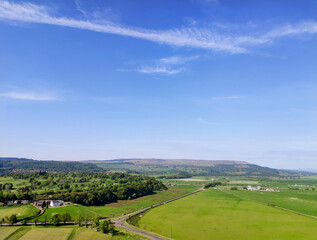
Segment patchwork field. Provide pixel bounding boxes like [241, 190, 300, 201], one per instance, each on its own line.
[0, 205, 40, 220]
[37, 184, 199, 221]
[0, 226, 146, 240]
[137, 189, 317, 240]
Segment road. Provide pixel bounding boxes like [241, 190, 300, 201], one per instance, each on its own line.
[113, 187, 203, 240]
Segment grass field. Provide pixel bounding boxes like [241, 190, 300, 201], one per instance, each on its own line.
[19, 227, 73, 240]
[0, 226, 145, 240]
[137, 189, 317, 240]
[0, 205, 40, 220]
[0, 227, 20, 240]
[71, 227, 146, 240]
[37, 184, 199, 221]
[225, 189, 317, 217]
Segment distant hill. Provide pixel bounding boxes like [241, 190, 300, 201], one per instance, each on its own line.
[89, 158, 284, 177]
[0, 157, 103, 173]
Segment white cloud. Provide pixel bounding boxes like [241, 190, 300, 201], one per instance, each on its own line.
[74, 0, 88, 17]
[0, 91, 58, 101]
[137, 66, 184, 75]
[1, 1, 316, 54]
[197, 118, 215, 125]
[159, 55, 199, 65]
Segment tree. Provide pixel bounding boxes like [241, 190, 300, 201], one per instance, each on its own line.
[109, 223, 117, 235]
[34, 218, 38, 226]
[93, 215, 101, 227]
[9, 214, 17, 225]
[76, 214, 83, 226]
[100, 220, 109, 233]
[61, 212, 71, 224]
[22, 219, 27, 226]
[50, 214, 61, 226]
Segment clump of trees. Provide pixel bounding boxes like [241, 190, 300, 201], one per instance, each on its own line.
[204, 182, 222, 189]
[0, 172, 167, 206]
[99, 219, 117, 235]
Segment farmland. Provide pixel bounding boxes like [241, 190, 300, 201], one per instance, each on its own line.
[225, 188, 317, 217]
[136, 189, 317, 240]
[37, 184, 199, 221]
[0, 205, 39, 221]
[0, 226, 146, 240]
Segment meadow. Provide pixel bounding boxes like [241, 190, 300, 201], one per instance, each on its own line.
[37, 184, 199, 221]
[225, 188, 317, 217]
[0, 205, 40, 220]
[136, 189, 317, 240]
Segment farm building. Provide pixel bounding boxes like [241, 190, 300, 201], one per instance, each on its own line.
[247, 186, 274, 191]
[50, 200, 65, 207]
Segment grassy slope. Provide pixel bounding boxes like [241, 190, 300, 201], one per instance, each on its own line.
[0, 205, 39, 220]
[37, 184, 199, 221]
[137, 189, 317, 240]
[225, 189, 317, 217]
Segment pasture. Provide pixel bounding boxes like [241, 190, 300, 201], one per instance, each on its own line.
[137, 189, 317, 240]
[19, 227, 73, 240]
[0, 227, 20, 240]
[225, 189, 317, 217]
[0, 226, 145, 240]
[0, 205, 39, 220]
[71, 227, 146, 240]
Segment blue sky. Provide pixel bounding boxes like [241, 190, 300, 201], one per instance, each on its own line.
[0, 0, 316, 169]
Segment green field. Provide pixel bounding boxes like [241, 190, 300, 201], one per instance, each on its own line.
[19, 227, 73, 240]
[0, 227, 20, 240]
[37, 184, 199, 221]
[137, 189, 317, 240]
[0, 226, 145, 240]
[71, 227, 146, 240]
[224, 189, 317, 216]
[0, 205, 40, 220]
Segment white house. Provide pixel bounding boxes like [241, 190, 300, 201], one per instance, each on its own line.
[50, 200, 64, 207]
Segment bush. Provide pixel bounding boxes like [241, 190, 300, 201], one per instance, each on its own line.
[230, 187, 238, 190]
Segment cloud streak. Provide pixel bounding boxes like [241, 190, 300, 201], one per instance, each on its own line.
[137, 66, 184, 75]
[0, 1, 317, 54]
[0, 91, 58, 101]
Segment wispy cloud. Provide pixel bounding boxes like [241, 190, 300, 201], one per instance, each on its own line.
[0, 91, 58, 101]
[137, 66, 184, 75]
[159, 55, 199, 65]
[197, 117, 215, 125]
[1, 1, 317, 54]
[119, 55, 197, 75]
